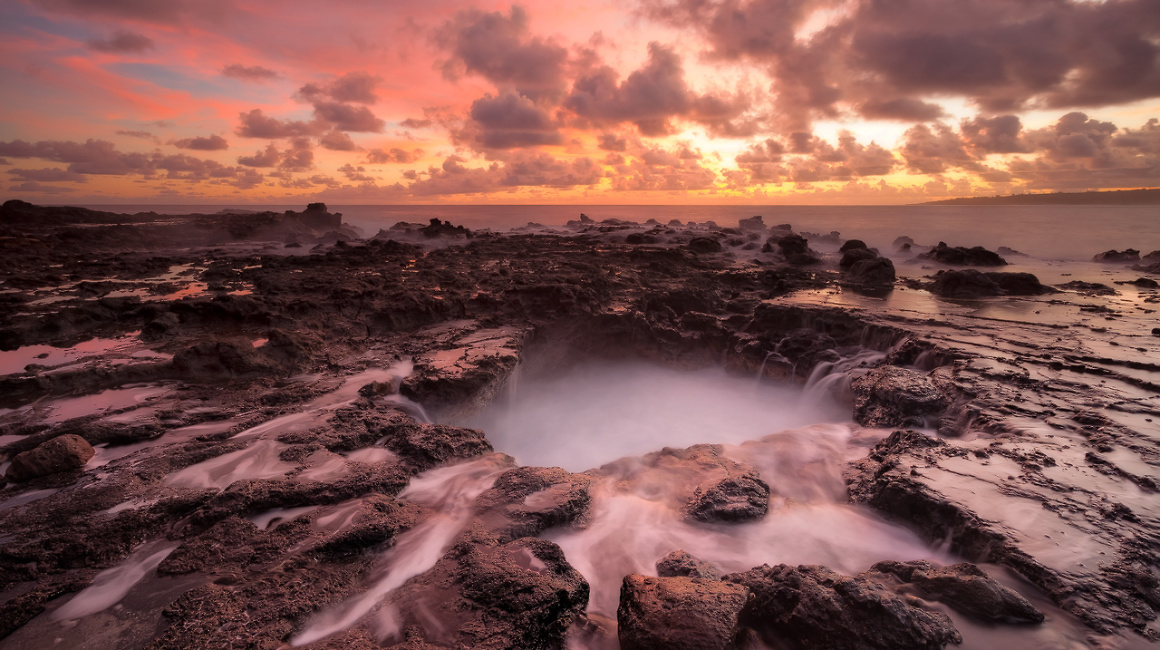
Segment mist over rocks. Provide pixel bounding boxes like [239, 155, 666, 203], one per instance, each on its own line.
[0, 202, 1157, 647]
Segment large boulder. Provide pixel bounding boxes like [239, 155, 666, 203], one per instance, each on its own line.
[850, 366, 949, 428]
[920, 242, 1007, 266]
[1093, 249, 1140, 262]
[839, 247, 877, 269]
[726, 564, 961, 650]
[849, 258, 896, 285]
[5, 434, 94, 482]
[618, 574, 749, 650]
[871, 560, 1044, 624]
[929, 270, 1050, 299]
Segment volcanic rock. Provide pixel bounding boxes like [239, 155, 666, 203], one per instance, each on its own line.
[725, 564, 962, 650]
[870, 560, 1044, 624]
[839, 239, 868, 252]
[5, 434, 95, 482]
[389, 538, 590, 649]
[1093, 249, 1140, 262]
[849, 257, 896, 285]
[687, 237, 723, 254]
[921, 242, 1007, 266]
[738, 216, 766, 231]
[472, 465, 593, 542]
[929, 269, 1050, 298]
[617, 574, 749, 650]
[688, 473, 770, 523]
[379, 422, 494, 471]
[657, 550, 721, 580]
[850, 366, 950, 428]
[839, 247, 877, 269]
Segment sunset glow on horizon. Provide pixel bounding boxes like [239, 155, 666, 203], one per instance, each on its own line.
[2, 0, 1159, 205]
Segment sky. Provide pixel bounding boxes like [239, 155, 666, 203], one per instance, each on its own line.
[0, 0, 1158, 205]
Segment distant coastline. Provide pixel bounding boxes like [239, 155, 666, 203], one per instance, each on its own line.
[919, 188, 1160, 206]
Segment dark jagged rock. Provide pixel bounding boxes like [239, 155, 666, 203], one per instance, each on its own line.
[380, 422, 494, 471]
[871, 560, 1044, 624]
[389, 538, 590, 649]
[688, 473, 770, 523]
[849, 257, 896, 285]
[5, 434, 95, 482]
[472, 466, 593, 542]
[725, 564, 961, 650]
[1093, 249, 1140, 262]
[920, 242, 1008, 266]
[839, 247, 876, 269]
[657, 550, 721, 580]
[850, 366, 950, 427]
[738, 216, 765, 231]
[839, 239, 868, 252]
[929, 269, 1051, 298]
[687, 237, 723, 254]
[618, 574, 749, 650]
[774, 234, 821, 266]
[172, 337, 272, 377]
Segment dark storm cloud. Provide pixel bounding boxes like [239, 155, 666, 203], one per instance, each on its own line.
[337, 164, 374, 182]
[116, 129, 156, 140]
[858, 98, 946, 122]
[900, 123, 983, 175]
[87, 30, 154, 53]
[311, 102, 385, 133]
[0, 138, 266, 188]
[235, 109, 322, 139]
[171, 134, 229, 151]
[235, 140, 312, 171]
[237, 143, 281, 167]
[597, 133, 627, 152]
[407, 152, 600, 195]
[319, 129, 358, 151]
[436, 6, 568, 100]
[0, 138, 153, 175]
[366, 148, 420, 164]
[7, 168, 88, 182]
[566, 43, 748, 137]
[608, 144, 718, 191]
[222, 64, 279, 81]
[298, 72, 381, 104]
[465, 92, 562, 149]
[960, 115, 1029, 154]
[642, 0, 1160, 129]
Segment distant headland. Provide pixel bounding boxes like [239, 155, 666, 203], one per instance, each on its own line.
[918, 188, 1160, 206]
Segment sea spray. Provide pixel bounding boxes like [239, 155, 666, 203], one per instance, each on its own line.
[467, 360, 848, 471]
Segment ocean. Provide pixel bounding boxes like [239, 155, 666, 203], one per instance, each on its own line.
[72, 204, 1159, 262]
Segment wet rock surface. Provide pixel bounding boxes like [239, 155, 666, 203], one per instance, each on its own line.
[617, 574, 748, 650]
[850, 366, 950, 428]
[5, 434, 95, 482]
[0, 203, 1158, 648]
[870, 560, 1044, 623]
[725, 563, 962, 650]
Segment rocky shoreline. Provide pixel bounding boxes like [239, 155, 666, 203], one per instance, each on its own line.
[0, 200, 1158, 649]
